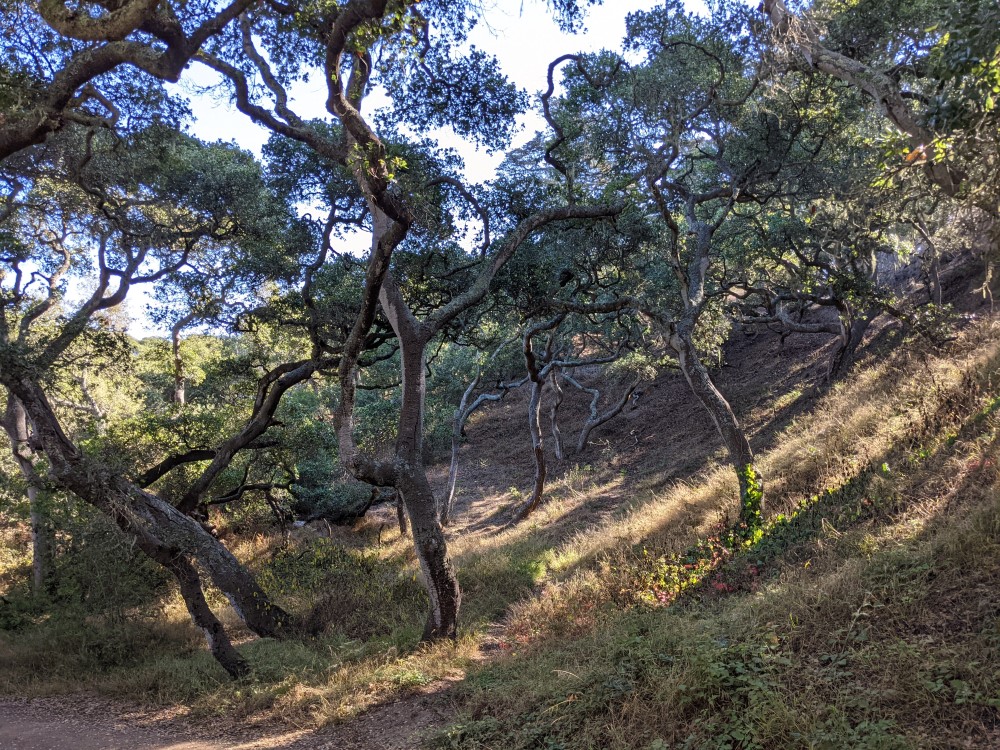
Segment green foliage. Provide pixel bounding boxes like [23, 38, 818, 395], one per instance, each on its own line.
[738, 464, 764, 533]
[260, 539, 425, 640]
[383, 48, 528, 151]
[2, 0, 998, 737]
[49, 506, 169, 622]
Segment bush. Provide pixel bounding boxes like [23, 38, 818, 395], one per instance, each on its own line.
[260, 538, 426, 640]
[51, 505, 169, 621]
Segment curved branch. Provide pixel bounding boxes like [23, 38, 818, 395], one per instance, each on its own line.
[763, 0, 959, 195]
[1, 0, 254, 161]
[426, 203, 623, 335]
[178, 359, 325, 513]
[563, 372, 642, 453]
[39, 0, 160, 42]
[441, 339, 522, 524]
[425, 176, 491, 256]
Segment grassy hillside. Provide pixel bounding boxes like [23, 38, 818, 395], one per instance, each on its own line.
[433, 316, 1000, 749]
[3, 300, 1000, 748]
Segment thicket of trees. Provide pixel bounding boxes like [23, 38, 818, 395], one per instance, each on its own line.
[1, 0, 997, 675]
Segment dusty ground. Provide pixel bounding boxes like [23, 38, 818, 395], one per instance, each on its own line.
[432, 250, 989, 540]
[1, 255, 986, 749]
[0, 687, 453, 749]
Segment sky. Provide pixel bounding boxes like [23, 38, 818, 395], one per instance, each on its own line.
[176, 0, 667, 181]
[132, 0, 687, 334]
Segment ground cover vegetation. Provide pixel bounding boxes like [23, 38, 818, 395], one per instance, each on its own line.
[1, 0, 999, 746]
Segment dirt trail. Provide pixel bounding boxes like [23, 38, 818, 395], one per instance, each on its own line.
[0, 690, 452, 750]
[4, 258, 983, 750]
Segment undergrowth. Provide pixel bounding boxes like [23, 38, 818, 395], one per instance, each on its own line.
[1, 320, 1000, 746]
[432, 321, 1000, 748]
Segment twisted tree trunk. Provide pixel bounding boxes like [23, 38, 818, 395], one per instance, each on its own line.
[380, 276, 461, 640]
[397, 468, 460, 640]
[512, 318, 563, 524]
[670, 326, 762, 530]
[519, 374, 548, 522]
[2, 375, 295, 644]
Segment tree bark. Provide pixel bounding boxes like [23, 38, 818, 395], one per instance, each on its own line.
[153, 550, 249, 679]
[171, 312, 196, 407]
[670, 327, 762, 529]
[518, 376, 547, 522]
[379, 273, 461, 641]
[397, 468, 460, 640]
[394, 343, 460, 639]
[28, 486, 48, 595]
[2, 394, 50, 596]
[827, 310, 874, 381]
[564, 373, 641, 454]
[548, 369, 565, 461]
[395, 491, 408, 537]
[2, 375, 295, 641]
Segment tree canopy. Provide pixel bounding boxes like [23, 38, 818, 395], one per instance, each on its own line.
[1, 0, 998, 678]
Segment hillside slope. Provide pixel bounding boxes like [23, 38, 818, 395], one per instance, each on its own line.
[427, 269, 1000, 749]
[2, 259, 998, 750]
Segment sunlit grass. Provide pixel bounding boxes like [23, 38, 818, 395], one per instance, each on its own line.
[432, 319, 1000, 748]
[3, 320, 1000, 742]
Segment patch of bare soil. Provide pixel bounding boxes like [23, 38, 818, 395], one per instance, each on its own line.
[422, 251, 992, 542]
[5, 255, 988, 749]
[0, 686, 455, 750]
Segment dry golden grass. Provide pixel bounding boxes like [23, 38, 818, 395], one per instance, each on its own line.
[4, 318, 1000, 746]
[433, 319, 1000, 749]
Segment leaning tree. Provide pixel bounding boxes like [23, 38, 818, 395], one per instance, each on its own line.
[0, 125, 316, 676]
[525, 0, 863, 529]
[185, 0, 622, 640]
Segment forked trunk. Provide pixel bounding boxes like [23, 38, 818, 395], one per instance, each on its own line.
[671, 329, 762, 530]
[514, 377, 547, 523]
[566, 373, 641, 454]
[89, 466, 295, 639]
[151, 548, 249, 678]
